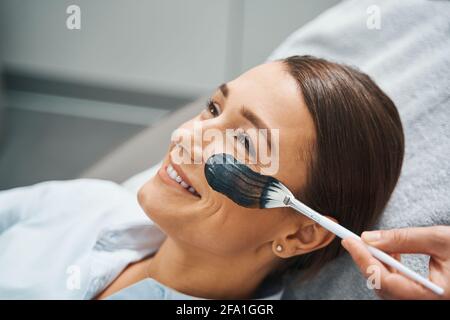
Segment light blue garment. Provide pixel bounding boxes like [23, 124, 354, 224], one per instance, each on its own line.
[0, 179, 283, 299]
[107, 278, 283, 300]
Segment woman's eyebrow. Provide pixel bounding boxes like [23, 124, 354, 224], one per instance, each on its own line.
[218, 83, 270, 130]
[219, 83, 228, 97]
[218, 82, 272, 151]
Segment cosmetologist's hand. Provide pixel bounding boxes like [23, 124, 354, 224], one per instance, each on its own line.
[342, 226, 450, 299]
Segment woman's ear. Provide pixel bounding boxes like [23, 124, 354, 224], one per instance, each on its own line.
[272, 216, 337, 258]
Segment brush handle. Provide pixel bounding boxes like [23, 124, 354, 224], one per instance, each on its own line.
[288, 197, 444, 296]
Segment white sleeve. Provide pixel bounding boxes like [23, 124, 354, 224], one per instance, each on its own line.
[0, 184, 44, 234]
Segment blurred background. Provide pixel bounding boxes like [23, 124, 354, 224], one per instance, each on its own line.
[0, 0, 340, 190]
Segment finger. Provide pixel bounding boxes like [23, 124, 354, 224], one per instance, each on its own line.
[387, 253, 402, 273]
[379, 273, 439, 300]
[361, 226, 450, 258]
[341, 238, 389, 278]
[342, 238, 393, 297]
[342, 239, 440, 299]
[392, 253, 401, 262]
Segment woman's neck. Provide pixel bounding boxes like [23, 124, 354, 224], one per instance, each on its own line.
[146, 236, 278, 299]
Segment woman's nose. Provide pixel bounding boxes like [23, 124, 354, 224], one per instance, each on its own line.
[171, 119, 226, 165]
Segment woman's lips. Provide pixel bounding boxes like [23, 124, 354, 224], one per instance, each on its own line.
[157, 163, 201, 198]
[170, 160, 195, 190]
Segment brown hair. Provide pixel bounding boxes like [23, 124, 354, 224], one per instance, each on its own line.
[281, 55, 404, 278]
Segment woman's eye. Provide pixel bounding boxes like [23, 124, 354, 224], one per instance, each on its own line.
[236, 131, 255, 157]
[205, 99, 221, 117]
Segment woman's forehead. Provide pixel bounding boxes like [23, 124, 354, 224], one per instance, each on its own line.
[227, 62, 313, 139]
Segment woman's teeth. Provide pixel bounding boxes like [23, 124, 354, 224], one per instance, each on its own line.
[166, 164, 199, 196]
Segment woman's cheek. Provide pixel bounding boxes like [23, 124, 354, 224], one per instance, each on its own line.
[206, 208, 260, 254]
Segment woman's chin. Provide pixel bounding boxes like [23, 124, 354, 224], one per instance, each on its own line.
[137, 175, 198, 222]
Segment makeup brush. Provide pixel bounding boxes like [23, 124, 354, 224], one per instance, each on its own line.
[204, 153, 444, 296]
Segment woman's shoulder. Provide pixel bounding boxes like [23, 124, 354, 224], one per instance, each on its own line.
[0, 178, 151, 299]
[9, 178, 135, 208]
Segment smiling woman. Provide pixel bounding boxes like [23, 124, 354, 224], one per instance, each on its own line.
[0, 55, 404, 300]
[100, 55, 404, 299]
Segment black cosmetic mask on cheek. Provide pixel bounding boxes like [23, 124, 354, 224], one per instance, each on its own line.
[204, 153, 280, 209]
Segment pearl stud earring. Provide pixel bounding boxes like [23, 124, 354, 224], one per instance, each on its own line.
[276, 244, 283, 252]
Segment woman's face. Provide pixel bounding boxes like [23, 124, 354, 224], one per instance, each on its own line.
[138, 61, 323, 259]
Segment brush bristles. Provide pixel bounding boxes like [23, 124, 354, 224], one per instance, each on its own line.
[259, 179, 293, 209]
[204, 153, 294, 209]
